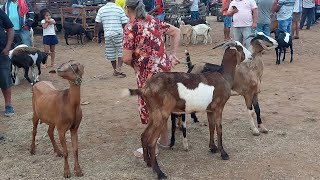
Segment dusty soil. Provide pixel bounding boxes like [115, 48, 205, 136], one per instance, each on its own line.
[1, 16, 320, 180]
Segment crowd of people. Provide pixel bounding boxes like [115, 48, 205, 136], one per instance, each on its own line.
[0, 0, 319, 156]
[221, 0, 319, 48]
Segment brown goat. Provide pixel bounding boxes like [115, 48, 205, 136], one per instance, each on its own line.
[191, 33, 278, 135]
[122, 47, 242, 179]
[31, 60, 84, 178]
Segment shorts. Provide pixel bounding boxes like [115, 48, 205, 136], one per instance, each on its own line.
[43, 35, 59, 45]
[0, 55, 13, 89]
[155, 13, 165, 21]
[223, 15, 232, 28]
[292, 12, 301, 22]
[105, 32, 123, 61]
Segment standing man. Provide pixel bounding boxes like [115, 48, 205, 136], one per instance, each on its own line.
[299, 0, 315, 30]
[189, 0, 200, 21]
[221, 0, 232, 40]
[256, 0, 275, 36]
[273, 0, 295, 33]
[2, 0, 34, 47]
[227, 0, 258, 49]
[93, 0, 129, 78]
[292, 0, 302, 38]
[0, 9, 15, 117]
[148, 0, 165, 21]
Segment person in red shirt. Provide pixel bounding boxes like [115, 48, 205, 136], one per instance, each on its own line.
[221, 0, 232, 40]
[149, 0, 165, 21]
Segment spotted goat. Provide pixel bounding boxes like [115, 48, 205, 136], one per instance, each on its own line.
[122, 44, 243, 179]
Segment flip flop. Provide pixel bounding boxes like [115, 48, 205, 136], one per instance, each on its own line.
[134, 147, 159, 158]
[118, 72, 126, 78]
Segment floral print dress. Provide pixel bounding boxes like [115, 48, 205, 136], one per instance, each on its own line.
[123, 15, 171, 124]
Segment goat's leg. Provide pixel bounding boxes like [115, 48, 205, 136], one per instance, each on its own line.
[58, 130, 71, 178]
[47, 125, 63, 157]
[65, 33, 69, 45]
[30, 113, 40, 155]
[290, 44, 293, 63]
[282, 48, 286, 61]
[80, 34, 84, 45]
[170, 114, 177, 148]
[207, 112, 217, 153]
[214, 110, 229, 160]
[203, 34, 208, 44]
[70, 128, 83, 177]
[244, 95, 260, 136]
[24, 67, 33, 85]
[191, 112, 199, 123]
[181, 114, 188, 151]
[36, 63, 41, 82]
[31, 67, 36, 84]
[252, 94, 268, 133]
[275, 48, 279, 64]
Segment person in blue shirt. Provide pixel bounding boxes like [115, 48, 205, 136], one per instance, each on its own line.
[2, 0, 34, 47]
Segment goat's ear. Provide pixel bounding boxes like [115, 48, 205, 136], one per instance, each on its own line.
[235, 50, 242, 65]
[49, 70, 56, 74]
[77, 64, 84, 74]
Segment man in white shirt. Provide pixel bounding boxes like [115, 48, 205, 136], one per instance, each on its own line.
[299, 0, 315, 30]
[227, 0, 258, 48]
[189, 0, 200, 20]
[93, 0, 129, 77]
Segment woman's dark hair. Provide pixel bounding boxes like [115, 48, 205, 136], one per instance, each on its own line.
[40, 8, 51, 20]
[126, 0, 147, 19]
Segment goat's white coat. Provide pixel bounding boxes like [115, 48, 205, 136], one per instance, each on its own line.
[284, 33, 290, 43]
[257, 32, 279, 45]
[177, 82, 214, 113]
[29, 53, 39, 65]
[235, 41, 252, 60]
[191, 24, 212, 45]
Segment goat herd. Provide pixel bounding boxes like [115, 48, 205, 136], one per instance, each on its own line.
[6, 23, 296, 179]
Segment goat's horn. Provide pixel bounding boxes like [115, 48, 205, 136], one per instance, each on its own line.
[245, 34, 256, 40]
[222, 40, 237, 49]
[212, 41, 228, 49]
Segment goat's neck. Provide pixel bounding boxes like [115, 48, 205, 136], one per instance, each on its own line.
[67, 82, 81, 106]
[221, 62, 236, 86]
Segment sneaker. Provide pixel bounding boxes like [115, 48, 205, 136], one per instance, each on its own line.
[5, 105, 15, 117]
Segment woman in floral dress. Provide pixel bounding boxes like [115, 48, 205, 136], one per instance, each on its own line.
[123, 0, 181, 157]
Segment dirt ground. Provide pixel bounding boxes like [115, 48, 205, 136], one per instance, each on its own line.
[1, 16, 320, 180]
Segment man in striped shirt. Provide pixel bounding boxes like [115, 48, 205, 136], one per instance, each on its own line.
[94, 0, 129, 77]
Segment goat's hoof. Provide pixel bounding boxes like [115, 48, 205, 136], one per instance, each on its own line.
[157, 172, 167, 180]
[56, 151, 63, 157]
[252, 130, 260, 136]
[75, 170, 84, 177]
[30, 149, 36, 155]
[258, 124, 269, 134]
[209, 144, 218, 153]
[221, 152, 229, 160]
[64, 170, 71, 178]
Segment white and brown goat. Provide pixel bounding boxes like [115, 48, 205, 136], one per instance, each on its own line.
[193, 33, 278, 136]
[31, 60, 84, 178]
[122, 46, 243, 179]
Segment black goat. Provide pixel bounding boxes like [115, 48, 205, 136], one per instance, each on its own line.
[271, 29, 293, 65]
[63, 22, 89, 45]
[10, 46, 48, 85]
[170, 50, 224, 149]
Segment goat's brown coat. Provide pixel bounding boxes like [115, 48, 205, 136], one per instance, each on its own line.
[126, 47, 242, 179]
[31, 61, 84, 178]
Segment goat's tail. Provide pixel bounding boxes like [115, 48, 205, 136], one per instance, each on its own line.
[121, 88, 142, 97]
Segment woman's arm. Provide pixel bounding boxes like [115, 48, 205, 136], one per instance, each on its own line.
[165, 24, 180, 57]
